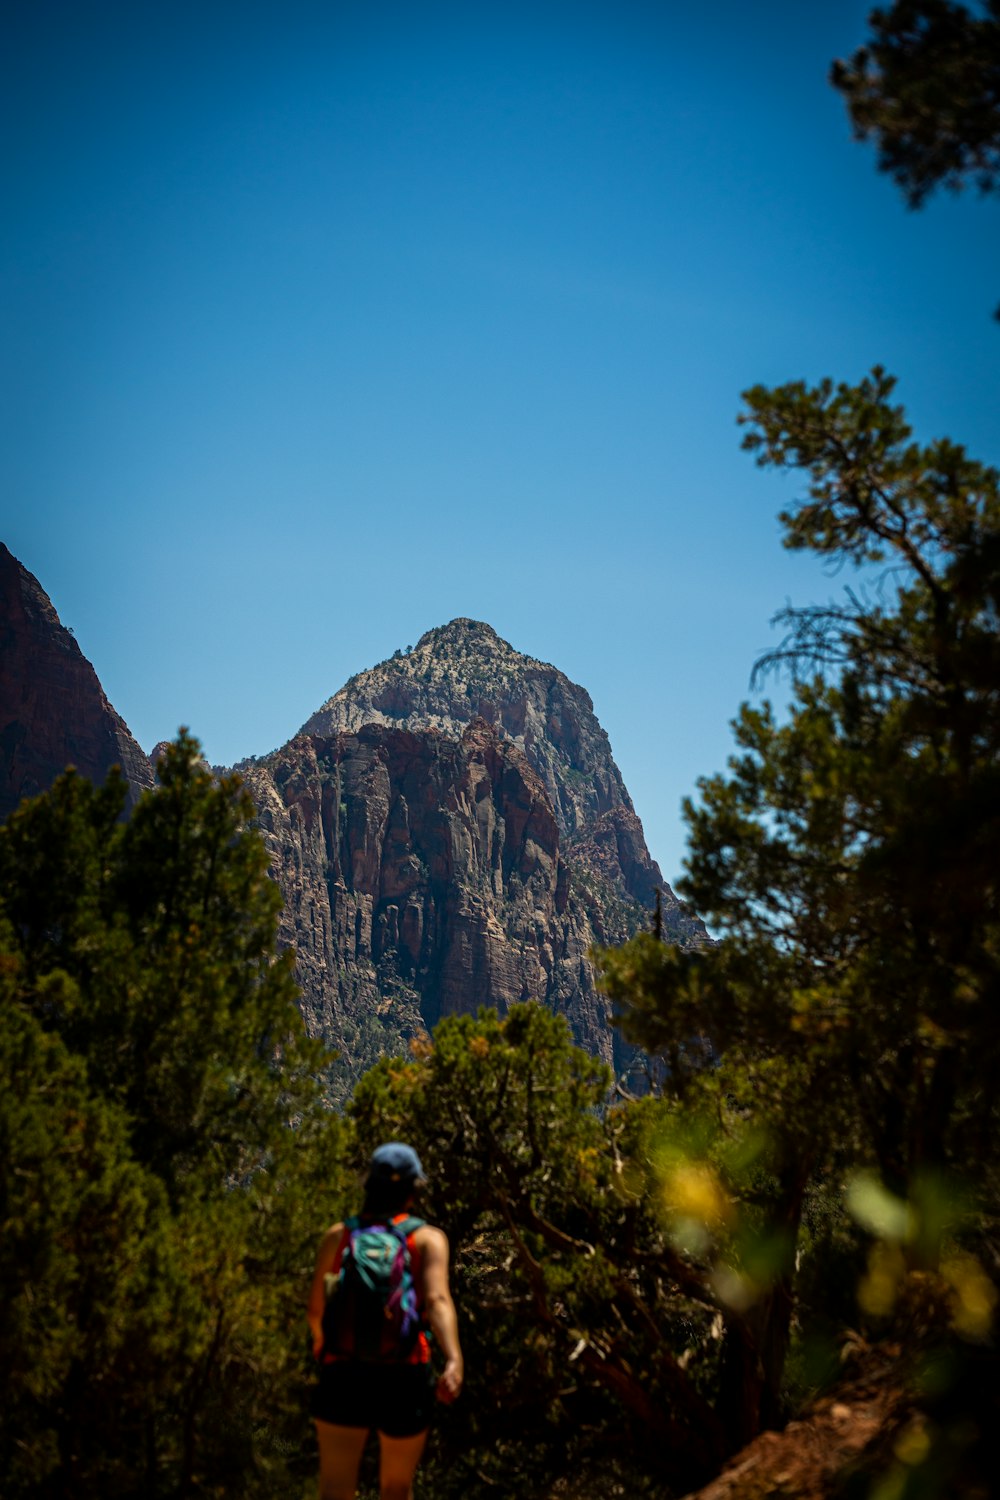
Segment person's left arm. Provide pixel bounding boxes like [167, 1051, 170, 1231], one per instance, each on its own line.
[417, 1226, 463, 1403]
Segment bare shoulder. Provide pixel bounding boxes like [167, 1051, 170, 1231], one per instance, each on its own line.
[313, 1220, 346, 1269]
[412, 1222, 449, 1255]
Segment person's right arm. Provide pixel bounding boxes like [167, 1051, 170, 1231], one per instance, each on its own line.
[306, 1222, 344, 1358]
[418, 1226, 463, 1403]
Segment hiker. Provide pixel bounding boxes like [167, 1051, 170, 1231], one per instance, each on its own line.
[307, 1142, 463, 1500]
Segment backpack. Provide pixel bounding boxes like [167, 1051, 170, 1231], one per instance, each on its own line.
[321, 1214, 425, 1362]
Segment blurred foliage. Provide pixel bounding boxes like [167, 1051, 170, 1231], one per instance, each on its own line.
[832, 0, 1000, 208]
[838, 1172, 999, 1499]
[831, 0, 1000, 323]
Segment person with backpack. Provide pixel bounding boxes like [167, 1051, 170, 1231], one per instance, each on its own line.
[307, 1141, 463, 1500]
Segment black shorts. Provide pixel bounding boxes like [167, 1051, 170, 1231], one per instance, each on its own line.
[311, 1361, 435, 1437]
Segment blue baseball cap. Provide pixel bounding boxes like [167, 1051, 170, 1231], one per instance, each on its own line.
[369, 1141, 426, 1185]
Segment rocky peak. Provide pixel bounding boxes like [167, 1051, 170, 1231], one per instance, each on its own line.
[0, 543, 154, 820]
[300, 618, 653, 892]
[229, 624, 705, 1090]
[416, 617, 507, 652]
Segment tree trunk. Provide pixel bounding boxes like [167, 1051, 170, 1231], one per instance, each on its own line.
[716, 1158, 809, 1448]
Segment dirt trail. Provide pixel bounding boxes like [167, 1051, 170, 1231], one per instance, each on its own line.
[678, 1348, 909, 1500]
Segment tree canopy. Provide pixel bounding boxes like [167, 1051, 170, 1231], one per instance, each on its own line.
[0, 735, 349, 1498]
[595, 365, 1000, 1491]
[832, 0, 1000, 206]
[349, 1005, 730, 1494]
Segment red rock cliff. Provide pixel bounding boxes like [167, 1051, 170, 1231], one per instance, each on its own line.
[0, 544, 154, 819]
[242, 718, 642, 1080]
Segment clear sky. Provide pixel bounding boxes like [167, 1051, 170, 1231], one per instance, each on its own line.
[3, 0, 998, 887]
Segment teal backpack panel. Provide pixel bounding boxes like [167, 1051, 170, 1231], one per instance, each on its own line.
[322, 1215, 425, 1362]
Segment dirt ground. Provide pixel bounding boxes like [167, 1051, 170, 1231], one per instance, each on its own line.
[678, 1345, 910, 1500]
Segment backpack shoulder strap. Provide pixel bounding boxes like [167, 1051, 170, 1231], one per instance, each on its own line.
[393, 1214, 425, 1237]
[334, 1216, 361, 1267]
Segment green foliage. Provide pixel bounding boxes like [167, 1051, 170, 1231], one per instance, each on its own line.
[737, 370, 1000, 1179]
[349, 1005, 730, 1494]
[0, 735, 350, 1498]
[0, 983, 170, 1495]
[610, 367, 1000, 1187]
[596, 368, 1000, 1460]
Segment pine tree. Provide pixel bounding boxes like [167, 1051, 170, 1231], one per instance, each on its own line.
[0, 735, 350, 1498]
[598, 368, 1000, 1448]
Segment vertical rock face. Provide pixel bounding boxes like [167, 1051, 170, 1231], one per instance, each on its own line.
[0, 544, 154, 820]
[242, 719, 650, 1081]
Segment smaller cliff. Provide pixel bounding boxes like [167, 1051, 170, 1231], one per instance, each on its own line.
[0, 544, 154, 820]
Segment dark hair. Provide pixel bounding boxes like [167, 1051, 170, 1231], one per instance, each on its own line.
[362, 1175, 418, 1219]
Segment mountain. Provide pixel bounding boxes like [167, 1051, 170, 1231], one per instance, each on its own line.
[300, 619, 682, 912]
[0, 544, 154, 820]
[0, 555, 705, 1086]
[240, 621, 706, 1088]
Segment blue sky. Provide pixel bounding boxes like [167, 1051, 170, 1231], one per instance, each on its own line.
[3, 0, 998, 886]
